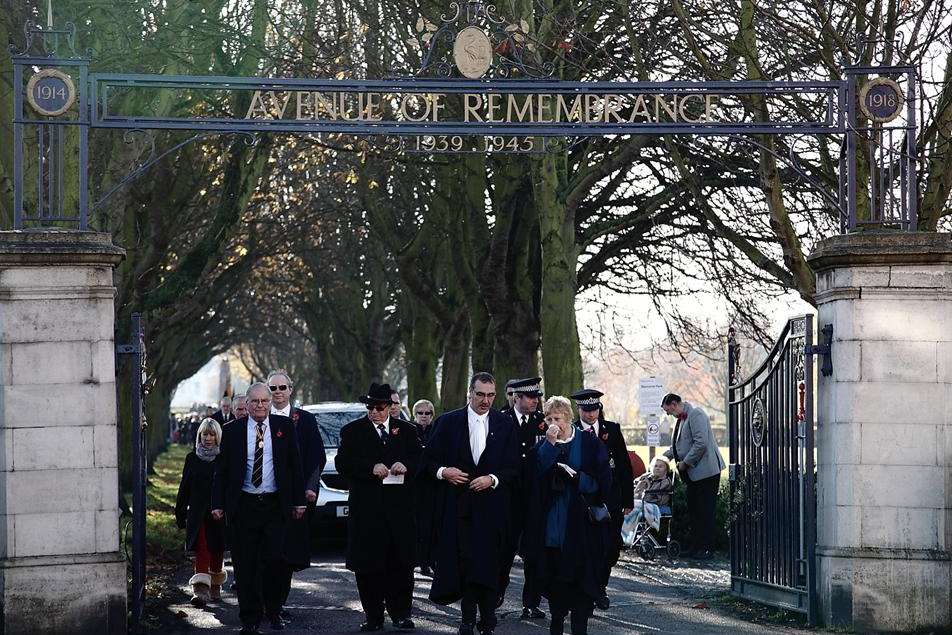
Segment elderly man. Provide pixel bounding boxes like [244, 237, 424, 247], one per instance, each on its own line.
[571, 388, 634, 609]
[662, 393, 726, 560]
[499, 377, 547, 619]
[232, 395, 248, 420]
[424, 373, 520, 635]
[211, 383, 306, 634]
[336, 383, 422, 632]
[267, 370, 327, 624]
[211, 396, 234, 425]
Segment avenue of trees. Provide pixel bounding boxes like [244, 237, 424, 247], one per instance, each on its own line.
[2, 0, 951, 479]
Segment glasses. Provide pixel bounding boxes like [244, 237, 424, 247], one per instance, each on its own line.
[391, 401, 401, 406]
[415, 410, 433, 416]
[248, 398, 270, 405]
[269, 384, 290, 392]
[367, 404, 389, 412]
[473, 391, 496, 399]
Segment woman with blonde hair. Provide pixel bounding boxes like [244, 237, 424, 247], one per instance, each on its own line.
[522, 396, 612, 635]
[175, 417, 227, 607]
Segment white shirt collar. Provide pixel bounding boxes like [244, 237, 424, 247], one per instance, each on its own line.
[581, 420, 599, 434]
[249, 415, 270, 429]
[467, 405, 488, 421]
[372, 417, 391, 433]
[271, 404, 291, 417]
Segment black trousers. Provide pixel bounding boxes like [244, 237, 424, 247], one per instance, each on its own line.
[498, 531, 543, 608]
[547, 549, 593, 635]
[685, 473, 720, 552]
[459, 518, 497, 630]
[276, 505, 314, 608]
[600, 508, 624, 590]
[232, 493, 287, 627]
[354, 533, 414, 624]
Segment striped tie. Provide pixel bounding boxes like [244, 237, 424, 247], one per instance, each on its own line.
[252, 422, 265, 487]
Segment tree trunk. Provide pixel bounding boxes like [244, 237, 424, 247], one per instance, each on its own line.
[404, 299, 440, 409]
[439, 313, 471, 412]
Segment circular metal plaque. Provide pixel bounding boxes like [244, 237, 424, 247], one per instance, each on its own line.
[750, 397, 766, 447]
[26, 69, 76, 117]
[453, 27, 493, 79]
[859, 77, 904, 124]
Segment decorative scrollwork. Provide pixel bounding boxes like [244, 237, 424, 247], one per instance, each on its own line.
[10, 21, 80, 58]
[750, 397, 766, 447]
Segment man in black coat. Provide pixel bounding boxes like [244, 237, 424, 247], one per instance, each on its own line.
[267, 370, 327, 621]
[211, 396, 235, 426]
[571, 388, 634, 609]
[211, 382, 306, 634]
[498, 377, 547, 619]
[423, 373, 520, 635]
[336, 383, 422, 632]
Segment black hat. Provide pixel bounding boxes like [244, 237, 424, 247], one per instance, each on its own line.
[570, 388, 604, 411]
[359, 382, 395, 405]
[510, 377, 543, 397]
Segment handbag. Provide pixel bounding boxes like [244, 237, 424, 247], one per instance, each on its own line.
[575, 482, 611, 524]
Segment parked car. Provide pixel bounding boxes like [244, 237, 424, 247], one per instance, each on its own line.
[303, 402, 366, 532]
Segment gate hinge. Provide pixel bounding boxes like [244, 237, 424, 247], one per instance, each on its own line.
[804, 323, 833, 377]
[116, 344, 140, 355]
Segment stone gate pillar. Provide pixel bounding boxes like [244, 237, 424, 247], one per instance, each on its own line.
[0, 230, 126, 633]
[808, 232, 952, 632]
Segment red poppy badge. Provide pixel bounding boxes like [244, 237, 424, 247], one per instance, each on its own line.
[538, 422, 546, 432]
[601, 433, 609, 441]
[276, 429, 284, 438]
[391, 427, 401, 436]
[292, 412, 300, 422]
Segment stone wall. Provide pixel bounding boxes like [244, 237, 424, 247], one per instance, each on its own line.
[0, 230, 127, 634]
[809, 232, 952, 632]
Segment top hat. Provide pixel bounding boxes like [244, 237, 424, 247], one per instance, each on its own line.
[359, 382, 395, 405]
[509, 377, 543, 398]
[570, 388, 604, 411]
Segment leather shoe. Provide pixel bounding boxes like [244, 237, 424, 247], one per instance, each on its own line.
[359, 621, 384, 632]
[494, 594, 504, 609]
[393, 617, 415, 630]
[521, 606, 546, 619]
[595, 594, 610, 610]
[458, 623, 475, 635]
[239, 625, 260, 634]
[266, 614, 285, 630]
[280, 609, 292, 622]
[478, 629, 494, 635]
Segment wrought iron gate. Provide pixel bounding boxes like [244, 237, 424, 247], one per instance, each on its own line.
[117, 313, 147, 628]
[727, 315, 817, 623]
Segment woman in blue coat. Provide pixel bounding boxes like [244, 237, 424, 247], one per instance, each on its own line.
[523, 396, 612, 635]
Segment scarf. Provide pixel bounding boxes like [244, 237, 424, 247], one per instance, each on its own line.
[195, 439, 220, 462]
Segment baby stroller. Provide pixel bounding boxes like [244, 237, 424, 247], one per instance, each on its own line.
[621, 471, 680, 561]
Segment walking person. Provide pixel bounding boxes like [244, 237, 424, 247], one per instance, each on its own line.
[412, 398, 437, 577]
[336, 383, 422, 632]
[661, 393, 726, 560]
[211, 382, 306, 634]
[424, 373, 520, 635]
[211, 396, 234, 426]
[268, 370, 327, 623]
[175, 418, 227, 607]
[523, 396, 612, 635]
[499, 377, 547, 619]
[570, 388, 633, 609]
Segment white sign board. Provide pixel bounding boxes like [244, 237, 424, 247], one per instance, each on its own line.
[645, 413, 661, 447]
[638, 377, 666, 417]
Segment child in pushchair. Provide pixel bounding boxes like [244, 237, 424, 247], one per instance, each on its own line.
[621, 458, 680, 560]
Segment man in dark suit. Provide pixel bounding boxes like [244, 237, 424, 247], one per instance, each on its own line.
[267, 370, 327, 622]
[424, 373, 520, 635]
[211, 396, 235, 426]
[211, 382, 306, 634]
[336, 383, 422, 632]
[571, 388, 634, 609]
[498, 377, 547, 619]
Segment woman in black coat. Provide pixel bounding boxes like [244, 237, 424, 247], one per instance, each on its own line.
[175, 418, 227, 607]
[523, 396, 612, 635]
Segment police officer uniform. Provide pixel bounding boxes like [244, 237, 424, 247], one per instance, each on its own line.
[570, 388, 634, 610]
[499, 377, 547, 619]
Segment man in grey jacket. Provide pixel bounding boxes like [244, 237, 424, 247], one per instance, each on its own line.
[662, 393, 726, 560]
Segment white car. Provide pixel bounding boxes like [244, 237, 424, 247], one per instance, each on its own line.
[302, 402, 366, 530]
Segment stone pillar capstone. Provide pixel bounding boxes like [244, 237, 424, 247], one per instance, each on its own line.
[0, 230, 126, 634]
[808, 232, 952, 632]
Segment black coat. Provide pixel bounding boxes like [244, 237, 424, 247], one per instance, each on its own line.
[523, 432, 612, 601]
[211, 410, 234, 426]
[211, 415, 307, 564]
[175, 451, 225, 552]
[503, 407, 547, 532]
[576, 419, 634, 512]
[412, 422, 437, 567]
[335, 416, 422, 573]
[423, 407, 520, 604]
[289, 407, 327, 493]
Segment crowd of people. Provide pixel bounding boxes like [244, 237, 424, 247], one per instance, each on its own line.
[175, 370, 725, 634]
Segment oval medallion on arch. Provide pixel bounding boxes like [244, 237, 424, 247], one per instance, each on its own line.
[453, 27, 493, 79]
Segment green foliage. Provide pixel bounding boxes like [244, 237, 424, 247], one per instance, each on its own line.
[145, 443, 189, 558]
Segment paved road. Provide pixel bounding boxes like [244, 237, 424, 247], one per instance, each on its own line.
[161, 546, 814, 634]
